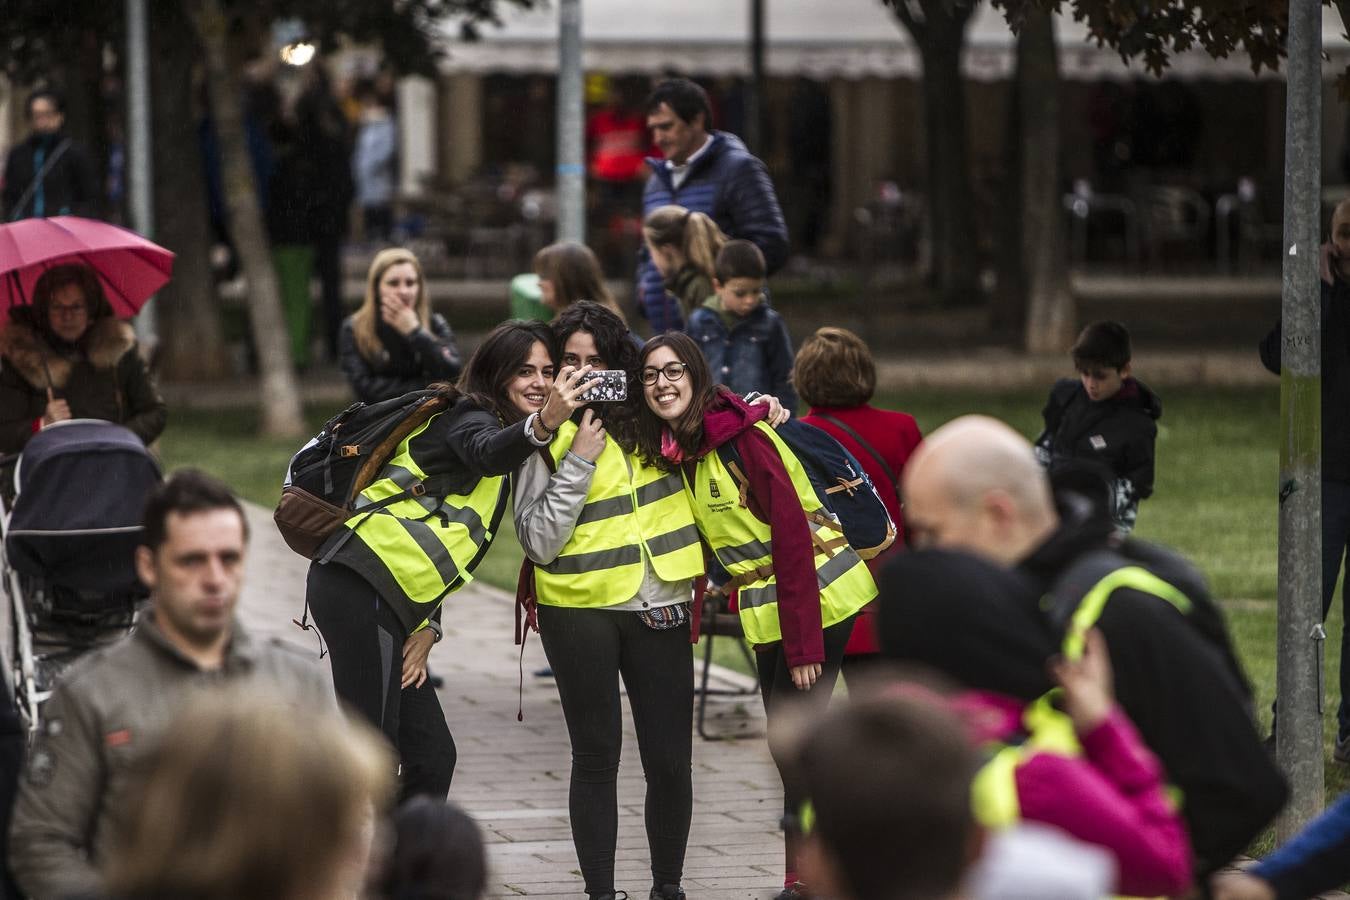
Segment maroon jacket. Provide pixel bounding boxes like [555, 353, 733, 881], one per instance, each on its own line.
[677, 389, 826, 666]
[803, 404, 922, 655]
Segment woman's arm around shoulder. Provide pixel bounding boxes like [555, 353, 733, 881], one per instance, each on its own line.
[445, 400, 550, 478]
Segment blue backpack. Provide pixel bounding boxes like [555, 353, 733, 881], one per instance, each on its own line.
[715, 419, 897, 560]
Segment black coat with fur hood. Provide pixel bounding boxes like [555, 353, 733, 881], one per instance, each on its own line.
[0, 305, 166, 454]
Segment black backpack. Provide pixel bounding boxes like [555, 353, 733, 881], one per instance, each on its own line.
[273, 388, 453, 559]
[1041, 540, 1253, 703]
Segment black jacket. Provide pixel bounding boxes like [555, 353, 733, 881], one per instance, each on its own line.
[876, 548, 1058, 703]
[1035, 376, 1161, 528]
[1019, 505, 1287, 879]
[338, 314, 462, 403]
[1, 131, 99, 220]
[1260, 274, 1350, 484]
[325, 397, 543, 633]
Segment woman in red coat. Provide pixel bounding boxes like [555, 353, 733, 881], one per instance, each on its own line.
[795, 327, 922, 669]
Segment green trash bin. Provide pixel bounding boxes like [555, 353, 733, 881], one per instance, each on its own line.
[510, 273, 552, 323]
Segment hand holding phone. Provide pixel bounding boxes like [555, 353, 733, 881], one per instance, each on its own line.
[578, 370, 628, 403]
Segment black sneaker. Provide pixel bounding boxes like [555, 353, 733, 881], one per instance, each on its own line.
[773, 885, 809, 900]
[592, 893, 628, 900]
[651, 886, 686, 900]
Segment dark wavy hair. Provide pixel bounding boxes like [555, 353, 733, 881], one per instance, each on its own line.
[552, 301, 641, 453]
[634, 332, 717, 472]
[456, 320, 557, 424]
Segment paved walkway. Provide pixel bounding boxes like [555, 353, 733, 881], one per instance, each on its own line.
[241, 503, 1350, 900]
[238, 504, 786, 900]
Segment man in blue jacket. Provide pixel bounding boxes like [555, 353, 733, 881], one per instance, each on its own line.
[639, 78, 788, 332]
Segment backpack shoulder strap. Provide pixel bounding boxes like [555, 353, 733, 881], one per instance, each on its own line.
[1042, 549, 1130, 639]
[1045, 549, 1194, 659]
[814, 414, 898, 487]
[715, 441, 752, 508]
[716, 433, 845, 558]
[9, 138, 70, 221]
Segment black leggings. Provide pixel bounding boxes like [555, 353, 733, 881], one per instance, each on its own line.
[756, 616, 855, 882]
[306, 561, 455, 802]
[537, 603, 694, 897]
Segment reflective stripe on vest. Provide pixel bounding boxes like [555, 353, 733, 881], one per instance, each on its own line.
[969, 563, 1192, 900]
[966, 700, 1167, 897]
[971, 564, 1193, 895]
[343, 415, 507, 608]
[684, 421, 876, 645]
[535, 422, 703, 608]
[1061, 564, 1191, 816]
[1063, 567, 1193, 660]
[971, 693, 1082, 830]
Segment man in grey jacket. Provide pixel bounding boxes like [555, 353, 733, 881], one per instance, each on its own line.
[8, 470, 336, 899]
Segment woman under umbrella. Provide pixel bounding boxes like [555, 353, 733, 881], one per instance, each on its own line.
[0, 262, 165, 455]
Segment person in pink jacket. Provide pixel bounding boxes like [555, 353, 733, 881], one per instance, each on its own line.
[879, 547, 1194, 898]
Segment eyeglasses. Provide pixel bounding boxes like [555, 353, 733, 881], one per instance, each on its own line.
[639, 362, 689, 385]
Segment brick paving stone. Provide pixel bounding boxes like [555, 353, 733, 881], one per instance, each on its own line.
[238, 503, 787, 899]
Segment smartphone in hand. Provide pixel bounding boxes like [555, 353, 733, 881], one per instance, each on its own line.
[578, 370, 628, 403]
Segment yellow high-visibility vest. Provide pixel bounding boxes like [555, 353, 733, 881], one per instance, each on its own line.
[535, 422, 703, 607]
[342, 414, 507, 614]
[970, 565, 1191, 900]
[683, 422, 875, 645]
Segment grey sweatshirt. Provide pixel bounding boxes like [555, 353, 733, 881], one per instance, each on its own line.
[513, 441, 690, 611]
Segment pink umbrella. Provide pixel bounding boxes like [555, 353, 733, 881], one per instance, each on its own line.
[0, 216, 174, 320]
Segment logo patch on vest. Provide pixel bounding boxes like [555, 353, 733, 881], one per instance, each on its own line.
[1089, 434, 1107, 451]
[709, 478, 720, 498]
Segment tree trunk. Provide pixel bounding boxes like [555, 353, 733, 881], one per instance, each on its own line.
[187, 0, 303, 437]
[913, 10, 979, 305]
[1017, 9, 1075, 354]
[150, 1, 231, 381]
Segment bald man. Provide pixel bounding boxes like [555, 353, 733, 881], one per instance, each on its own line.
[895, 415, 1287, 881]
[901, 416, 1059, 566]
[1260, 199, 1350, 761]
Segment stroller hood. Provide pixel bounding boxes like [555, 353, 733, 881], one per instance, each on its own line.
[6, 420, 162, 592]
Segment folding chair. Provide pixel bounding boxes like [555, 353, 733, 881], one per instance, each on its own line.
[695, 590, 759, 741]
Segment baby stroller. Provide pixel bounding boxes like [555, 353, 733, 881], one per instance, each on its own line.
[1, 420, 162, 734]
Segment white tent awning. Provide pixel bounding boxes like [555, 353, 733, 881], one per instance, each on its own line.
[439, 0, 1349, 81]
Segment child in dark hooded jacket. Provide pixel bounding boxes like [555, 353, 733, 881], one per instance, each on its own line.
[1034, 320, 1161, 532]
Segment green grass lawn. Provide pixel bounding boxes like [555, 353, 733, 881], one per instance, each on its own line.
[160, 385, 1349, 809]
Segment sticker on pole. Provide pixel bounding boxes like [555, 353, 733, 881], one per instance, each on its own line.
[1289, 244, 1298, 255]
